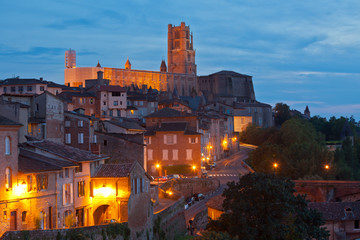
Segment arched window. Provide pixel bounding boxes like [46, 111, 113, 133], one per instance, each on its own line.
[5, 136, 10, 155]
[5, 168, 12, 189]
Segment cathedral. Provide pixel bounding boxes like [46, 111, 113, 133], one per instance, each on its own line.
[64, 22, 197, 96]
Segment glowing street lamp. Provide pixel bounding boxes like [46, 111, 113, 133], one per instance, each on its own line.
[273, 163, 278, 169]
[325, 164, 330, 170]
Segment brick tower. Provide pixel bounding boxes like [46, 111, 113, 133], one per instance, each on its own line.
[65, 49, 76, 68]
[167, 22, 196, 75]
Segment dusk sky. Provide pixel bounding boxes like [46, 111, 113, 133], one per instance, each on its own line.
[1, 1, 359, 119]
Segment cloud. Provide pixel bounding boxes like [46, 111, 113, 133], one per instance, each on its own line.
[46, 18, 95, 30]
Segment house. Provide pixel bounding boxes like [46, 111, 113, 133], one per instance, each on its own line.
[31, 91, 65, 143]
[95, 132, 145, 168]
[144, 108, 201, 176]
[22, 139, 109, 227]
[309, 202, 360, 240]
[101, 119, 146, 135]
[58, 91, 96, 116]
[64, 110, 99, 153]
[95, 85, 127, 119]
[91, 161, 152, 233]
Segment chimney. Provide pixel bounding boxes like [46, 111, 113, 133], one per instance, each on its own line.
[40, 77, 43, 81]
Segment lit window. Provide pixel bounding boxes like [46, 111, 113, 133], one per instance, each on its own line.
[130, 110, 134, 115]
[5, 168, 12, 189]
[5, 136, 11, 155]
[36, 174, 48, 190]
[78, 181, 85, 197]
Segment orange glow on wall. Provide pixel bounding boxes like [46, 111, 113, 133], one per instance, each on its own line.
[13, 183, 27, 197]
[94, 186, 116, 198]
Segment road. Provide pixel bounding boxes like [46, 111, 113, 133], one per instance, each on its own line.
[184, 146, 254, 226]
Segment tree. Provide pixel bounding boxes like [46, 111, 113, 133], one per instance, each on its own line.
[206, 173, 329, 240]
[274, 103, 291, 127]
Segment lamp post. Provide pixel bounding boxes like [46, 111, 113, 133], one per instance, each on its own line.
[273, 162, 278, 175]
[324, 164, 330, 180]
[192, 165, 196, 176]
[156, 164, 161, 181]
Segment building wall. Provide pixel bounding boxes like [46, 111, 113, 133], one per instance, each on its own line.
[64, 67, 101, 88]
[64, 113, 91, 151]
[96, 132, 145, 167]
[67, 96, 96, 116]
[146, 115, 198, 131]
[234, 116, 252, 132]
[0, 102, 29, 143]
[44, 93, 65, 144]
[145, 131, 201, 176]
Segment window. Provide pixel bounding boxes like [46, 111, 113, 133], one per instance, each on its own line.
[59, 171, 63, 179]
[78, 120, 83, 127]
[173, 149, 178, 160]
[79, 98, 85, 104]
[109, 110, 113, 116]
[189, 137, 198, 144]
[75, 163, 82, 173]
[36, 174, 48, 190]
[117, 110, 120, 116]
[104, 140, 107, 146]
[40, 86, 45, 91]
[162, 149, 168, 160]
[27, 175, 33, 192]
[139, 101, 143, 106]
[147, 149, 153, 160]
[65, 120, 71, 127]
[5, 168, 12, 189]
[103, 101, 106, 106]
[120, 101, 123, 105]
[63, 183, 73, 205]
[78, 181, 85, 197]
[11, 87, 15, 92]
[27, 86, 32, 91]
[3, 87, 7, 93]
[90, 98, 94, 104]
[22, 211, 27, 222]
[92, 135, 97, 144]
[186, 149, 192, 160]
[65, 133, 71, 144]
[78, 133, 84, 144]
[145, 137, 151, 145]
[112, 92, 121, 96]
[5, 136, 11, 155]
[18, 86, 23, 92]
[113, 101, 118, 106]
[65, 168, 69, 178]
[164, 134, 177, 145]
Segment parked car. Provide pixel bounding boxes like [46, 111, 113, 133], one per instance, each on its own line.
[193, 193, 205, 201]
[167, 174, 180, 179]
[185, 196, 195, 206]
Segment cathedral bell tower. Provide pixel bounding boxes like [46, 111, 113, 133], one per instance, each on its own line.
[167, 22, 196, 75]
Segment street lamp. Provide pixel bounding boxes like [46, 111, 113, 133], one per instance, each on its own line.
[325, 164, 330, 170]
[156, 163, 161, 179]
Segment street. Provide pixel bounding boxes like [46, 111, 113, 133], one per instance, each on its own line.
[184, 146, 254, 227]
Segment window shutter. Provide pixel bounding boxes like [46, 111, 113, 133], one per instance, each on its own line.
[188, 138, 191, 143]
[90, 181, 93, 197]
[196, 137, 198, 143]
[164, 135, 167, 144]
[137, 178, 140, 194]
[62, 185, 66, 206]
[174, 135, 177, 144]
[70, 183, 73, 204]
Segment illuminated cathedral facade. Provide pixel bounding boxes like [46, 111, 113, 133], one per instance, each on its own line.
[64, 22, 197, 96]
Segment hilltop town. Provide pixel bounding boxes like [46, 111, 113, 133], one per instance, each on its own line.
[0, 22, 359, 240]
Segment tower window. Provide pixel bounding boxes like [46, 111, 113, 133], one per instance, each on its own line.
[5, 136, 11, 155]
[5, 168, 12, 189]
[175, 30, 180, 39]
[175, 41, 180, 49]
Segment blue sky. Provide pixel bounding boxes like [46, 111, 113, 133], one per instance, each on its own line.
[1, 0, 360, 120]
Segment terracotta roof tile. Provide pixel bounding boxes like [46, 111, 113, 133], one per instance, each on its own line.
[92, 163, 134, 178]
[25, 139, 108, 162]
[309, 202, 360, 221]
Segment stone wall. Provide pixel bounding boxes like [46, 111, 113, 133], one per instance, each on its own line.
[0, 223, 131, 240]
[161, 178, 220, 198]
[153, 197, 187, 240]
